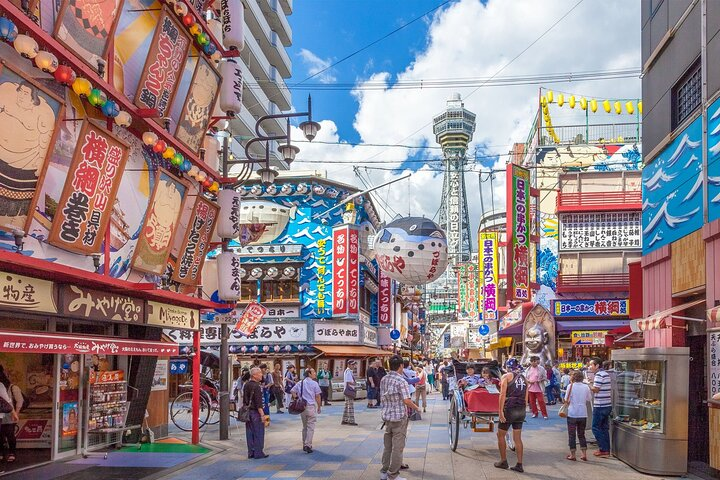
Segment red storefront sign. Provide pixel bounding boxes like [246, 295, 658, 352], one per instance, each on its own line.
[378, 270, 392, 325]
[233, 302, 267, 336]
[89, 370, 125, 384]
[506, 164, 531, 301]
[332, 225, 359, 318]
[0, 331, 178, 356]
[172, 196, 219, 286]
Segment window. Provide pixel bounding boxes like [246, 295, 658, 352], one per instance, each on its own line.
[260, 280, 299, 302]
[241, 281, 259, 302]
[672, 60, 701, 129]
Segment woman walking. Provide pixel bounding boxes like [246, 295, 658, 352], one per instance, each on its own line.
[564, 371, 592, 461]
[415, 366, 427, 412]
[341, 360, 358, 426]
[0, 366, 21, 463]
[424, 361, 435, 393]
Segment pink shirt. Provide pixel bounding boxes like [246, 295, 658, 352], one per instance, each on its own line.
[526, 366, 544, 393]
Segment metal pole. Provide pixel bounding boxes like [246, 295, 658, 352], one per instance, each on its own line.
[192, 331, 200, 444]
[218, 134, 231, 441]
[702, 0, 709, 224]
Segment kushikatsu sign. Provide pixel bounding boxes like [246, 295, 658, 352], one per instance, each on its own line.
[332, 225, 359, 318]
[480, 232, 499, 321]
[507, 164, 531, 301]
[49, 120, 129, 254]
[172, 196, 218, 286]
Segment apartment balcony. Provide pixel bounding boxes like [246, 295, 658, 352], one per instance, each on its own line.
[539, 122, 641, 146]
[556, 273, 629, 293]
[236, 59, 286, 136]
[268, 30, 292, 78]
[267, 65, 292, 111]
[556, 191, 642, 213]
[279, 0, 292, 15]
[259, 0, 292, 46]
[242, 0, 291, 78]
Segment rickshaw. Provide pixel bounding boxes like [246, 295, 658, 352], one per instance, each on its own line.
[445, 359, 504, 451]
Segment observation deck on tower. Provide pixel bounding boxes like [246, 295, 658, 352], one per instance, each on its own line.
[433, 93, 477, 156]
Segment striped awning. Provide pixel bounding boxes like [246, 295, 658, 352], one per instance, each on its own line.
[630, 299, 705, 332]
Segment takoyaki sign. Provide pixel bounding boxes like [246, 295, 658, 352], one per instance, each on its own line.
[0, 331, 178, 356]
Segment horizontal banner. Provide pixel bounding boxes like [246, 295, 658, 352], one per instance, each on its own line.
[0, 330, 178, 356]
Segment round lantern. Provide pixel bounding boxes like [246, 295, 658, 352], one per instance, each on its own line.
[0, 17, 18, 42]
[203, 135, 220, 171]
[220, 0, 244, 51]
[13, 34, 38, 58]
[209, 181, 220, 193]
[203, 42, 217, 56]
[298, 345, 305, 351]
[182, 13, 194, 27]
[219, 60, 243, 115]
[202, 177, 212, 188]
[114, 110, 132, 127]
[197, 32, 209, 46]
[173, 2, 188, 16]
[172, 152, 184, 166]
[188, 165, 199, 179]
[240, 346, 247, 353]
[207, 18, 224, 48]
[273, 346, 280, 353]
[251, 346, 258, 353]
[265, 184, 278, 195]
[265, 266, 278, 278]
[250, 267, 262, 279]
[181, 159, 191, 172]
[162, 146, 176, 160]
[284, 345, 291, 352]
[87, 88, 107, 107]
[72, 77, 92, 97]
[189, 23, 202, 36]
[374, 217, 449, 285]
[249, 185, 262, 196]
[216, 251, 242, 301]
[153, 140, 167, 154]
[262, 346, 269, 353]
[53, 65, 76, 85]
[217, 189, 241, 238]
[142, 132, 158, 146]
[280, 184, 293, 195]
[390, 329, 401, 340]
[296, 183, 308, 194]
[210, 50, 223, 63]
[358, 220, 376, 260]
[282, 266, 296, 278]
[196, 170, 207, 183]
[312, 185, 325, 195]
[101, 100, 120, 118]
[34, 50, 58, 72]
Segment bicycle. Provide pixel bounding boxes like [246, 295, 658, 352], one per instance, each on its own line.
[170, 375, 222, 431]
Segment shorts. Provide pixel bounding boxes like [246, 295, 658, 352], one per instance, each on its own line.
[498, 406, 526, 431]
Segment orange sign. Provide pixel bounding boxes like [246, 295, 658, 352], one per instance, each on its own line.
[89, 369, 125, 384]
[232, 302, 267, 336]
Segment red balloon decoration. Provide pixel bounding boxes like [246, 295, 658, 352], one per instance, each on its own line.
[182, 14, 194, 27]
[53, 65, 76, 86]
[153, 140, 167, 153]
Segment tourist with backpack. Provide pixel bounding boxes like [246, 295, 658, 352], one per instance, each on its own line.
[0, 366, 22, 463]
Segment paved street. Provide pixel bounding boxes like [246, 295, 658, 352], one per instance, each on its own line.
[161, 391, 679, 480]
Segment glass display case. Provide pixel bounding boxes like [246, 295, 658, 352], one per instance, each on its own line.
[611, 347, 688, 476]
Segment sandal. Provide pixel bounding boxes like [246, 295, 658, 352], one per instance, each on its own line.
[566, 454, 577, 461]
[580, 455, 588, 461]
[7, 455, 15, 463]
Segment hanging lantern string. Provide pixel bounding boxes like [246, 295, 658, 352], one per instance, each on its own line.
[540, 87, 642, 116]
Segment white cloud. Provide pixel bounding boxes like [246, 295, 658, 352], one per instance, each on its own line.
[297, 48, 337, 84]
[291, 0, 641, 243]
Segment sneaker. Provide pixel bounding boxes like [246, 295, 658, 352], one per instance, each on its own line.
[531, 414, 538, 418]
[494, 460, 509, 469]
[380, 472, 388, 480]
[543, 416, 548, 419]
[510, 463, 524, 473]
[277, 410, 285, 414]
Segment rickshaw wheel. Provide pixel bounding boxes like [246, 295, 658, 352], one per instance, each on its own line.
[448, 395, 460, 451]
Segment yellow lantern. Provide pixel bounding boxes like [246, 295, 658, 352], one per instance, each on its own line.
[580, 97, 587, 110]
[72, 77, 92, 97]
[209, 181, 220, 193]
[602, 100, 611, 113]
[625, 101, 635, 115]
[638, 101, 643, 114]
[614, 101, 622, 114]
[590, 99, 598, 113]
[546, 90, 554, 103]
[189, 24, 202, 36]
[163, 146, 176, 159]
[540, 97, 547, 107]
[557, 93, 564, 107]
[569, 95, 576, 109]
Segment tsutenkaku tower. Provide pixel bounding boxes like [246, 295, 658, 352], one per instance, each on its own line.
[434, 93, 475, 265]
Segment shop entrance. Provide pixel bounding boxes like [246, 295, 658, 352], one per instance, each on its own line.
[687, 335, 710, 471]
[54, 354, 83, 460]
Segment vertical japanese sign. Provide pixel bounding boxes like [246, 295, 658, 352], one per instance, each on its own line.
[134, 7, 191, 123]
[378, 270, 392, 325]
[316, 237, 330, 315]
[456, 263, 478, 321]
[232, 302, 267, 336]
[332, 225, 359, 318]
[172, 196, 218, 285]
[480, 232, 499, 321]
[49, 120, 129, 254]
[506, 164, 531, 301]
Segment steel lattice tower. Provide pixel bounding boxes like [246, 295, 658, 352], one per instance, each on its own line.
[435, 93, 475, 265]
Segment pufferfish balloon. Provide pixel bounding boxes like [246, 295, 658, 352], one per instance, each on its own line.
[374, 217, 448, 285]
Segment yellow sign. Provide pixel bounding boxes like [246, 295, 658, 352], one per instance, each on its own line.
[146, 301, 198, 330]
[571, 330, 608, 346]
[0, 271, 57, 313]
[479, 232, 499, 321]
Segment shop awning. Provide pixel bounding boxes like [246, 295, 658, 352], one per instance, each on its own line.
[630, 299, 706, 332]
[487, 337, 513, 351]
[0, 330, 178, 356]
[556, 319, 630, 332]
[314, 345, 392, 357]
[498, 321, 524, 336]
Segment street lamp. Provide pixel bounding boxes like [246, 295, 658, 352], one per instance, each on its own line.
[229, 95, 320, 186]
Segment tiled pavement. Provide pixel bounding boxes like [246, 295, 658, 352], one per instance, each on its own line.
[162, 391, 694, 480]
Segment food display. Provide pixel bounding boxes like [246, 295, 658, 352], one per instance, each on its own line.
[613, 359, 665, 433]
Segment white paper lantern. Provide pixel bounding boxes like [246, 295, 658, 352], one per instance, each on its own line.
[173, 1, 188, 16]
[218, 60, 243, 116]
[207, 18, 224, 50]
[216, 251, 242, 301]
[251, 346, 258, 353]
[374, 217, 449, 285]
[34, 51, 58, 72]
[284, 345, 291, 352]
[203, 135, 220, 172]
[217, 189, 241, 239]
[273, 345, 280, 352]
[188, 166, 199, 179]
[221, 0, 244, 51]
[14, 34, 38, 59]
[262, 346, 269, 353]
[358, 220, 377, 261]
[240, 346, 247, 353]
[282, 266, 296, 278]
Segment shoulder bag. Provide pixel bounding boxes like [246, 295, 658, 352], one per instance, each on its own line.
[343, 371, 357, 398]
[288, 379, 307, 414]
[559, 383, 574, 418]
[237, 384, 251, 423]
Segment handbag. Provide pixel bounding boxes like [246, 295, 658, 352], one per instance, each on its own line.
[344, 384, 357, 399]
[237, 384, 251, 423]
[0, 395, 11, 414]
[288, 379, 307, 415]
[559, 383, 573, 418]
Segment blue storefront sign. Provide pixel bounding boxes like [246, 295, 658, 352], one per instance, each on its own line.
[170, 359, 189, 375]
[553, 299, 629, 317]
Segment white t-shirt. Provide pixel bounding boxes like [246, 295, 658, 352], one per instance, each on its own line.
[343, 368, 354, 388]
[566, 381, 592, 418]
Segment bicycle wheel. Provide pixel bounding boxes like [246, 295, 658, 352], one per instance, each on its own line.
[205, 393, 220, 425]
[448, 394, 460, 451]
[171, 392, 210, 431]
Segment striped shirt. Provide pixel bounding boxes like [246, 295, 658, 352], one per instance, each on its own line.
[593, 370, 612, 407]
[380, 371, 411, 422]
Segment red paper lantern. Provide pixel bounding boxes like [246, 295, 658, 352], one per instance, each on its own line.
[202, 178, 212, 188]
[182, 14, 194, 27]
[152, 140, 167, 153]
[54, 65, 76, 85]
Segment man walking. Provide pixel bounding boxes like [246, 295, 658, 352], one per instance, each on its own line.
[271, 363, 285, 414]
[373, 360, 387, 407]
[290, 367, 322, 453]
[259, 364, 272, 415]
[317, 363, 332, 406]
[380, 355, 420, 480]
[243, 367, 269, 459]
[589, 358, 612, 457]
[366, 361, 378, 408]
[495, 358, 527, 473]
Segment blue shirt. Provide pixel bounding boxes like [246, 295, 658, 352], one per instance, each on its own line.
[463, 374, 482, 386]
[291, 378, 322, 407]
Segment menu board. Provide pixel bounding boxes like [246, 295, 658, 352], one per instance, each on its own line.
[559, 211, 641, 251]
[710, 329, 720, 401]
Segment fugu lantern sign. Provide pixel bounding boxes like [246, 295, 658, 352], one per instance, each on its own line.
[332, 225, 359, 318]
[374, 217, 448, 285]
[507, 165, 531, 301]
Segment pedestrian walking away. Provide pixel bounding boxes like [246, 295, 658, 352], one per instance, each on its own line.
[271, 363, 285, 414]
[372, 360, 387, 407]
[243, 367, 269, 459]
[366, 361, 378, 408]
[440, 360, 450, 400]
[564, 370, 593, 461]
[290, 367, 322, 453]
[424, 361, 435, 393]
[284, 365, 298, 409]
[0, 365, 20, 463]
[316, 363, 332, 406]
[342, 360, 358, 425]
[526, 356, 548, 418]
[589, 358, 613, 457]
[414, 366, 427, 412]
[495, 358, 528, 473]
[380, 355, 420, 480]
[259, 364, 272, 416]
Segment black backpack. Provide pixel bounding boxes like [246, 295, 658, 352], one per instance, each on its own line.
[10, 385, 29, 412]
